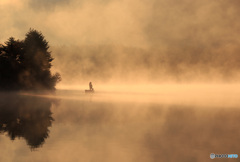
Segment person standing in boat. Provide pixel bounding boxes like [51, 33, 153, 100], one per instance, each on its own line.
[89, 82, 93, 91]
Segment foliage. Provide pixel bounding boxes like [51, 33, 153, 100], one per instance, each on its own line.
[0, 29, 61, 90]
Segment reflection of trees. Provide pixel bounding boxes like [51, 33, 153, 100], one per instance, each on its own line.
[0, 93, 54, 149]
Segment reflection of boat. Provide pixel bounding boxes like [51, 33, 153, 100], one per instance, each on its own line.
[85, 89, 94, 93]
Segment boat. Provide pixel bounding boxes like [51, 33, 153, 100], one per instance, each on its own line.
[85, 89, 94, 93]
[85, 82, 94, 93]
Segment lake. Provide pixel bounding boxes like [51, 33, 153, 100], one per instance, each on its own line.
[0, 85, 240, 162]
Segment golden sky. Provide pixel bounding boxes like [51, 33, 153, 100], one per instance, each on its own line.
[1, 0, 240, 84]
[1, 0, 239, 48]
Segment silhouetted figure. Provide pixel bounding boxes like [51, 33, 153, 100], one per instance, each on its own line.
[85, 82, 94, 93]
[89, 82, 93, 90]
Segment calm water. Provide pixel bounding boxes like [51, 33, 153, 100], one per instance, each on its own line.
[0, 89, 240, 162]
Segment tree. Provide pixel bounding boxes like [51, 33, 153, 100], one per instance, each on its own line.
[0, 37, 24, 90]
[0, 29, 61, 91]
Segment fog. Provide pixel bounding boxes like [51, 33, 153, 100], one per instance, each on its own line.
[1, 1, 240, 161]
[1, 0, 240, 85]
[20, 83, 240, 110]
[1, 90, 240, 162]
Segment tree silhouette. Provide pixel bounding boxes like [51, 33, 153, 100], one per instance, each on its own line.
[0, 29, 61, 91]
[0, 37, 24, 90]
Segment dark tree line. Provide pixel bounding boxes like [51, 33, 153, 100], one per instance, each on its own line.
[0, 29, 61, 91]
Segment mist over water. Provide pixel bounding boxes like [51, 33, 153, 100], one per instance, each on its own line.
[0, 87, 239, 162]
[1, 0, 240, 161]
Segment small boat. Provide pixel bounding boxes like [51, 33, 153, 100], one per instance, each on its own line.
[85, 82, 94, 93]
[85, 89, 94, 93]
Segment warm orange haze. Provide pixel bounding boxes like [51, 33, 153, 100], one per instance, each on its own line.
[2, 0, 240, 84]
[1, 0, 240, 161]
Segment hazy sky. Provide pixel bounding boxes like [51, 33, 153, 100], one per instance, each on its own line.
[1, 0, 240, 84]
[1, 0, 240, 48]
[0, 0, 148, 47]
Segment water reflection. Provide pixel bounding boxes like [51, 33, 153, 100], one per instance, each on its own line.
[0, 93, 54, 149]
[0, 90, 240, 161]
[53, 99, 240, 162]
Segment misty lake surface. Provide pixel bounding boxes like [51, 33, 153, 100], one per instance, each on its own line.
[1, 87, 240, 162]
